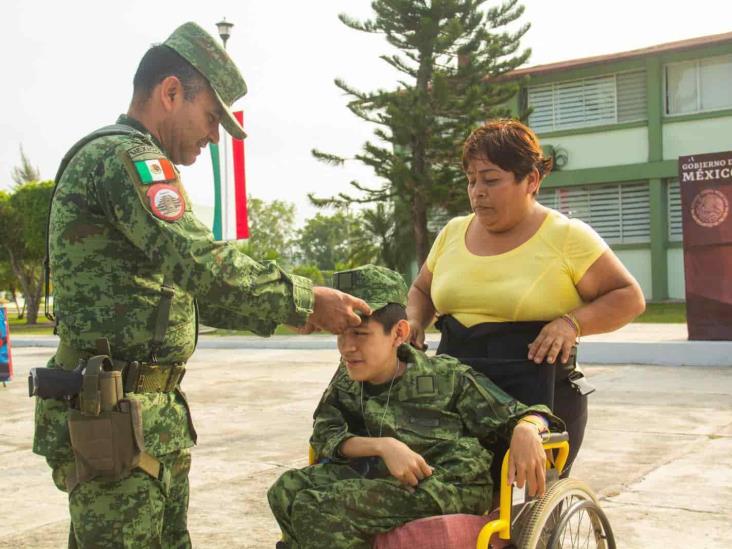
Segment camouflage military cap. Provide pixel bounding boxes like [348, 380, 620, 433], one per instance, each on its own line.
[164, 22, 247, 139]
[333, 265, 407, 311]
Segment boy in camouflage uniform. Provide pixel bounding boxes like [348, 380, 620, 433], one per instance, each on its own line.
[268, 265, 563, 549]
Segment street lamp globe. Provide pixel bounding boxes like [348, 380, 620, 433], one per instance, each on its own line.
[216, 18, 234, 48]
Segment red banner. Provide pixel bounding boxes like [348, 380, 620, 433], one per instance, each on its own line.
[679, 151, 732, 340]
[232, 111, 249, 239]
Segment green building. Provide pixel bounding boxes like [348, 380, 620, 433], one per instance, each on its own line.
[504, 31, 732, 301]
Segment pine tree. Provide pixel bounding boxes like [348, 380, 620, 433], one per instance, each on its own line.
[11, 145, 41, 185]
[311, 0, 530, 265]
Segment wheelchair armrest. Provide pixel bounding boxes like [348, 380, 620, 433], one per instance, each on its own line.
[541, 431, 569, 444]
[540, 431, 570, 476]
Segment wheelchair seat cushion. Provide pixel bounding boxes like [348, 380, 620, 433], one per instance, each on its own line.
[372, 510, 509, 549]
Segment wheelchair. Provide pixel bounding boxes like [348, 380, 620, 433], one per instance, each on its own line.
[474, 431, 615, 549]
[306, 430, 615, 549]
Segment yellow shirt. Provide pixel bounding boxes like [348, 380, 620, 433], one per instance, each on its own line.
[426, 209, 608, 326]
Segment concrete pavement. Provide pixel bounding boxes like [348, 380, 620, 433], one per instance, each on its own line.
[1, 345, 731, 548]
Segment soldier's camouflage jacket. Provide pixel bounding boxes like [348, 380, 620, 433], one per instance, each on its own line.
[34, 115, 314, 466]
[310, 344, 564, 513]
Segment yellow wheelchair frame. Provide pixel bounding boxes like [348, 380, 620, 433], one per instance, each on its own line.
[477, 432, 615, 549]
[476, 432, 569, 548]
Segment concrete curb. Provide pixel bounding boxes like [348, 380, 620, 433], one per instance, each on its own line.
[578, 340, 732, 367]
[9, 334, 732, 367]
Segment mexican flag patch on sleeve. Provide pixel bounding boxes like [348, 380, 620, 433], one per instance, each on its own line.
[134, 158, 176, 184]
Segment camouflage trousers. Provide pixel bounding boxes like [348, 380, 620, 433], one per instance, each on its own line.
[268, 462, 446, 549]
[50, 449, 192, 549]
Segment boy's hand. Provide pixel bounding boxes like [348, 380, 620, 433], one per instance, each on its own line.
[507, 422, 547, 497]
[378, 437, 433, 487]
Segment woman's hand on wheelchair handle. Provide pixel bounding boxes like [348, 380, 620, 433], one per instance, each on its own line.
[508, 423, 547, 497]
[527, 317, 577, 365]
[408, 320, 427, 351]
[378, 437, 434, 487]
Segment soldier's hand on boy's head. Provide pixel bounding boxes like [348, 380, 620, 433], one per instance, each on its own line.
[507, 422, 547, 497]
[377, 437, 433, 487]
[308, 287, 372, 334]
[293, 322, 319, 335]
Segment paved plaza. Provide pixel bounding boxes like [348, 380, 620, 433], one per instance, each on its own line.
[1, 345, 731, 548]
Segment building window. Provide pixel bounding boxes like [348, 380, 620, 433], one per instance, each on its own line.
[665, 54, 732, 115]
[667, 179, 683, 242]
[527, 70, 647, 133]
[538, 181, 650, 244]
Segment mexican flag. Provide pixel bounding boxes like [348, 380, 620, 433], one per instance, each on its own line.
[209, 110, 249, 241]
[135, 158, 176, 183]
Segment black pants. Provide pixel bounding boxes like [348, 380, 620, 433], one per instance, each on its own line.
[436, 316, 589, 479]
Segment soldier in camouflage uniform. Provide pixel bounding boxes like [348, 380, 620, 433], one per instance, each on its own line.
[33, 22, 369, 548]
[267, 265, 564, 549]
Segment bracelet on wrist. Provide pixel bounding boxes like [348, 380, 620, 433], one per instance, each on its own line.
[519, 415, 549, 434]
[560, 312, 581, 339]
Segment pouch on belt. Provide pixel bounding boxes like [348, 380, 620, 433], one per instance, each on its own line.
[66, 354, 168, 493]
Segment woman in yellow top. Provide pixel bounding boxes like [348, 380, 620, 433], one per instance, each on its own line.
[407, 119, 645, 473]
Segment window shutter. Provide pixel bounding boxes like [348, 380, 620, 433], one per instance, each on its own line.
[539, 182, 650, 244]
[618, 182, 651, 243]
[617, 70, 647, 122]
[527, 73, 628, 132]
[527, 84, 555, 133]
[667, 179, 683, 241]
[588, 185, 622, 242]
[581, 76, 616, 126]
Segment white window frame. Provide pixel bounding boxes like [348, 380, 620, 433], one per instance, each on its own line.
[664, 54, 732, 116]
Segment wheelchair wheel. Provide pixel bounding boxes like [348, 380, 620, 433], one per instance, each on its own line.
[516, 479, 615, 549]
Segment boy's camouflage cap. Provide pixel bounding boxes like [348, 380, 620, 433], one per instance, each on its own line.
[333, 264, 407, 312]
[163, 22, 247, 139]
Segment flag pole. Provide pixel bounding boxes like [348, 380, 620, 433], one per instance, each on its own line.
[216, 18, 234, 240]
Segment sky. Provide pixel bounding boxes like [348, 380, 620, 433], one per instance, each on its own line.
[1, 0, 731, 227]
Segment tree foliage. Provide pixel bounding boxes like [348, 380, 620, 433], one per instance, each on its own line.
[296, 210, 376, 271]
[311, 0, 530, 265]
[11, 145, 41, 186]
[291, 264, 326, 286]
[0, 260, 22, 317]
[360, 200, 415, 274]
[236, 196, 297, 264]
[0, 181, 54, 324]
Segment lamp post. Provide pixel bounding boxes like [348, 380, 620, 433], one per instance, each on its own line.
[216, 18, 234, 49]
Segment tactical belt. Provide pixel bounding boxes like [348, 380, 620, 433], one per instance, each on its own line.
[56, 342, 185, 394]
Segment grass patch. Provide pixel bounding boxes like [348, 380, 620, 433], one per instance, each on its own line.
[634, 301, 686, 323]
[6, 315, 55, 336]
